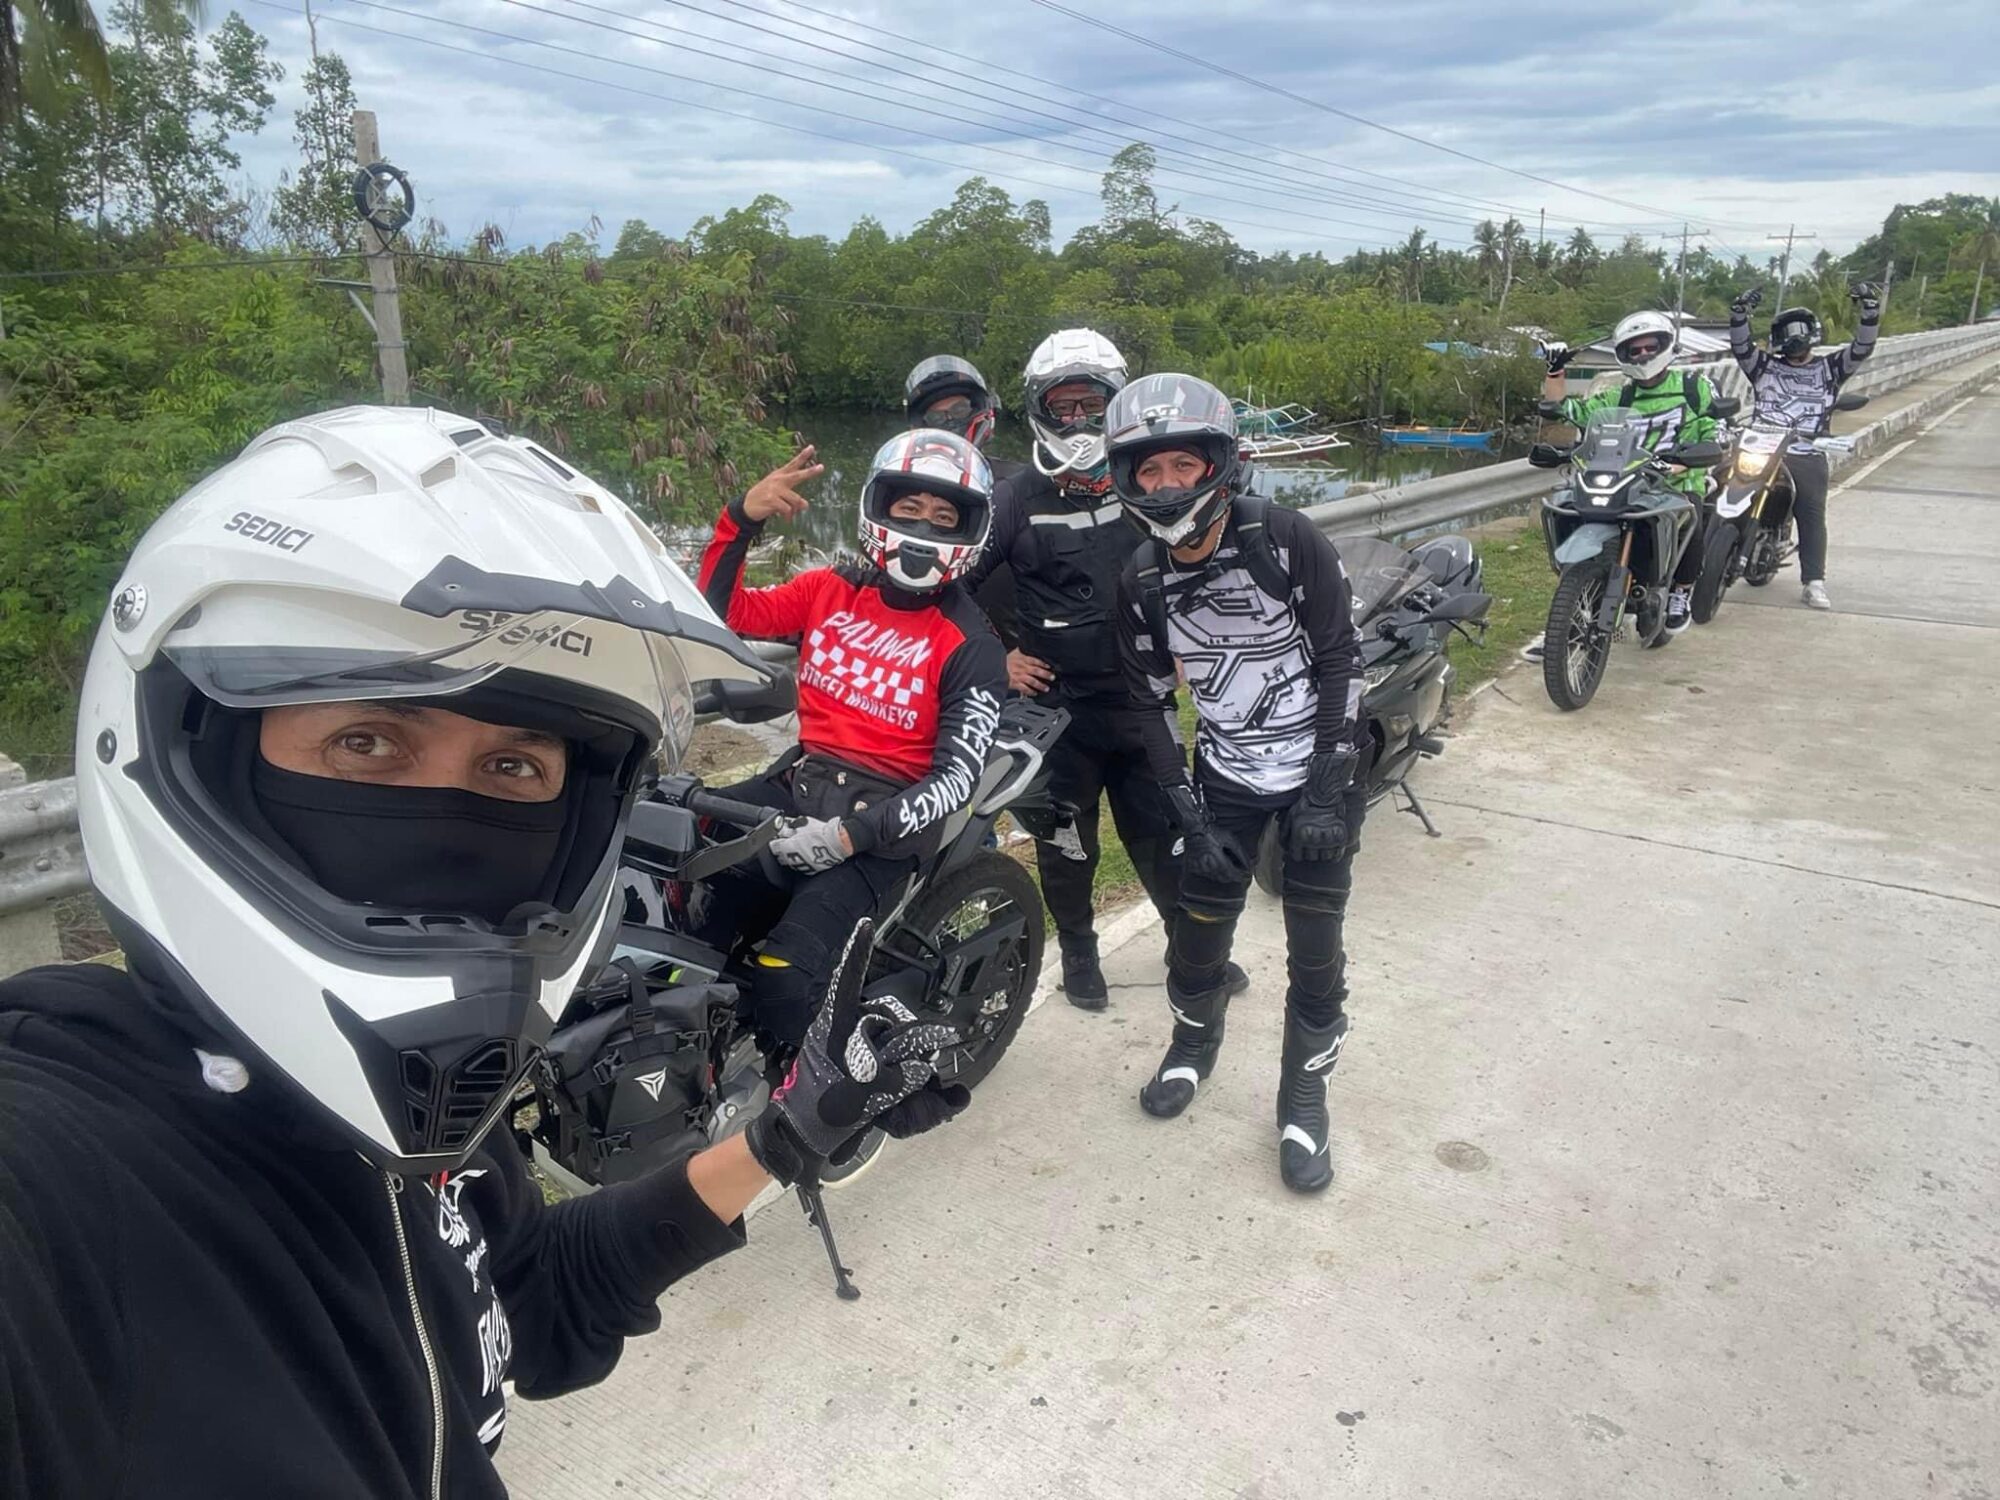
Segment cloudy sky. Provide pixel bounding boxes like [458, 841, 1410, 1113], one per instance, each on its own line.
[225, 0, 2000, 265]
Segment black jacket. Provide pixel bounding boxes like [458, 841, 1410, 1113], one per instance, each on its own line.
[962, 466, 1149, 700]
[0, 962, 744, 1499]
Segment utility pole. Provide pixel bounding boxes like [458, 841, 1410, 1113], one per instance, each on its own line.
[1970, 258, 1988, 326]
[1537, 207, 1545, 252]
[1879, 258, 1896, 324]
[1673, 223, 1710, 325]
[1769, 224, 1816, 309]
[352, 110, 410, 405]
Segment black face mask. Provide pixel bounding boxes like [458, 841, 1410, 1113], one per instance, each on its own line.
[251, 757, 570, 925]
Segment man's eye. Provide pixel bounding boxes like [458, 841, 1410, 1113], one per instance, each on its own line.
[335, 732, 398, 758]
[487, 756, 543, 780]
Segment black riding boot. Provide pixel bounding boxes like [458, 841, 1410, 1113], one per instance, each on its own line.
[1277, 1013, 1348, 1193]
[1059, 935, 1108, 1011]
[1139, 978, 1230, 1118]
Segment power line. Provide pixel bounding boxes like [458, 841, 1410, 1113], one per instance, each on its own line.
[297, 0, 1461, 251]
[739, 0, 1603, 229]
[502, 0, 1467, 243]
[1022, 0, 1775, 234]
[617, 0, 1499, 231]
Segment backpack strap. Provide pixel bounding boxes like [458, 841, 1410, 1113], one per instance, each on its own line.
[1225, 492, 1296, 605]
[1133, 539, 1172, 664]
[1679, 368, 1708, 417]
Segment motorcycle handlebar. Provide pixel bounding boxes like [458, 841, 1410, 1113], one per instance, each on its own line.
[687, 789, 787, 828]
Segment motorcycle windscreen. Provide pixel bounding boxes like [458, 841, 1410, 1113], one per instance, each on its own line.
[1337, 537, 1430, 625]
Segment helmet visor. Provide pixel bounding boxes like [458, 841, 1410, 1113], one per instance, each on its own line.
[161, 589, 699, 768]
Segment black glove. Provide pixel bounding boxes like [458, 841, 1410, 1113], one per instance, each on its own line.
[1731, 286, 1764, 316]
[1281, 749, 1358, 862]
[825, 1080, 973, 1166]
[744, 920, 961, 1187]
[1166, 782, 1252, 886]
[1849, 281, 1881, 317]
[1542, 340, 1576, 375]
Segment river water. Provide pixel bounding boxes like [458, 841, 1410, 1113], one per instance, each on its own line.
[664, 408, 1517, 571]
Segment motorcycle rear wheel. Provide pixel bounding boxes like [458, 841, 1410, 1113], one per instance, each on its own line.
[1692, 521, 1738, 623]
[889, 851, 1042, 1091]
[1544, 561, 1612, 711]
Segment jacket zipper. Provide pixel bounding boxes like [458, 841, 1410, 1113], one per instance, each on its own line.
[383, 1172, 446, 1500]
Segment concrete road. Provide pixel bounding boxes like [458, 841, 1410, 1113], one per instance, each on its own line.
[499, 383, 2000, 1500]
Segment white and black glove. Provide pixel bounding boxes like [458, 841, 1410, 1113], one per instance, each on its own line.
[1849, 281, 1882, 318]
[1542, 340, 1576, 375]
[1731, 286, 1764, 317]
[770, 815, 850, 873]
[744, 920, 964, 1187]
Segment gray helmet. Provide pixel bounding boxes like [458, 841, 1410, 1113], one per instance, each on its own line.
[1104, 373, 1242, 547]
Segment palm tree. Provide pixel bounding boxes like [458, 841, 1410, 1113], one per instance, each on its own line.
[0, 0, 197, 130]
[1473, 220, 1502, 300]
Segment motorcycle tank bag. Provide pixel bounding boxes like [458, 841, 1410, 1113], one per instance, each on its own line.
[531, 962, 736, 1185]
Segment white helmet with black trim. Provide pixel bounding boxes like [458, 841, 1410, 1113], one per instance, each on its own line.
[75, 405, 772, 1174]
[1023, 328, 1129, 488]
[1612, 310, 1679, 383]
[858, 428, 994, 592]
[1104, 372, 1243, 547]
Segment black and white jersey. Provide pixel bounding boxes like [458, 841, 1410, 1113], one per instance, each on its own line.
[1117, 504, 1362, 798]
[1730, 311, 1877, 440]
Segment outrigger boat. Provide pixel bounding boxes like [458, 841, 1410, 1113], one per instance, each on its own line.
[1375, 423, 1497, 449]
[1232, 389, 1351, 464]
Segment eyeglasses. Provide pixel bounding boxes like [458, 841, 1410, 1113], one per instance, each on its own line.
[1046, 396, 1107, 421]
[924, 397, 975, 424]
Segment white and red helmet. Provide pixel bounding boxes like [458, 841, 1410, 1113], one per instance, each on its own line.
[858, 429, 995, 592]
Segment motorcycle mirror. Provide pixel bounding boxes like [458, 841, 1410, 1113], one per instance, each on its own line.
[1421, 592, 1492, 625]
[1528, 442, 1571, 468]
[693, 674, 799, 724]
[1834, 393, 1870, 412]
[1708, 397, 1742, 420]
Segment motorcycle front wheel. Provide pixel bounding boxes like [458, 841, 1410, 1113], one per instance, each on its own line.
[1692, 520, 1739, 623]
[889, 851, 1043, 1090]
[1544, 560, 1612, 711]
[1743, 524, 1782, 586]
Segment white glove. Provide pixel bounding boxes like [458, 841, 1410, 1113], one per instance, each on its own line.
[770, 815, 850, 872]
[1542, 340, 1576, 375]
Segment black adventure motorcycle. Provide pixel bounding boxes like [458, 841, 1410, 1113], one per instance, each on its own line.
[1531, 408, 1725, 711]
[515, 678, 1066, 1299]
[1254, 532, 1492, 895]
[1691, 392, 1867, 622]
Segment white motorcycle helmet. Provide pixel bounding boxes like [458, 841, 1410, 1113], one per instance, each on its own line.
[1611, 310, 1679, 383]
[1023, 328, 1129, 489]
[857, 428, 995, 593]
[75, 405, 772, 1173]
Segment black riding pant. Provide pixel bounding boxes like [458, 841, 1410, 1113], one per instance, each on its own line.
[1168, 772, 1366, 1030]
[1783, 450, 1831, 583]
[1673, 499, 1708, 590]
[1023, 687, 1180, 947]
[691, 770, 916, 1046]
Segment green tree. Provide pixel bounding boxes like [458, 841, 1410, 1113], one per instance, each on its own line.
[270, 45, 357, 252]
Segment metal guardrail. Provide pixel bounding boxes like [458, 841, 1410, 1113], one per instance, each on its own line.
[4, 325, 1998, 931]
[1301, 324, 2000, 543]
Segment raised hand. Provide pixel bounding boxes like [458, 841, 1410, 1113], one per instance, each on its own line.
[742, 446, 824, 523]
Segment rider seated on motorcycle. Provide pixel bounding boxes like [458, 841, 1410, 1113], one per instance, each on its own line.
[1107, 373, 1367, 1196]
[1728, 281, 1880, 611]
[696, 429, 1008, 1046]
[1542, 310, 1721, 634]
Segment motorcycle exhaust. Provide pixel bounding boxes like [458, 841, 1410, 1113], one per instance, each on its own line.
[1415, 734, 1446, 757]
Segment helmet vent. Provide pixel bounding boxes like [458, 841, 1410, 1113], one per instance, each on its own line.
[418, 456, 457, 490]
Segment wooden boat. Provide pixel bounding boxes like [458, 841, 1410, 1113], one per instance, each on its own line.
[1376, 423, 1497, 449]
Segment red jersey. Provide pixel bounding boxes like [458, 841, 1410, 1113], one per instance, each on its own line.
[698, 498, 1005, 852]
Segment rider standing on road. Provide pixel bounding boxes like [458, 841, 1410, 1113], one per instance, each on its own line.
[906, 355, 1023, 641]
[959, 329, 1243, 1010]
[1543, 311, 1721, 635]
[697, 430, 1007, 1046]
[1728, 282, 1880, 610]
[1108, 374, 1366, 1195]
[0, 408, 971, 1496]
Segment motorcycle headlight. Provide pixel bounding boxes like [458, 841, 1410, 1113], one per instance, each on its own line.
[1363, 662, 1397, 692]
[1736, 452, 1770, 476]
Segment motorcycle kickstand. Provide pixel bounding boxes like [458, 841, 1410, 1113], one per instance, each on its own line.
[796, 1181, 861, 1301]
[1399, 781, 1443, 838]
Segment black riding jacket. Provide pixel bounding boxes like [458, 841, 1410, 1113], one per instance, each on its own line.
[0, 961, 744, 1499]
[961, 466, 1147, 701]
